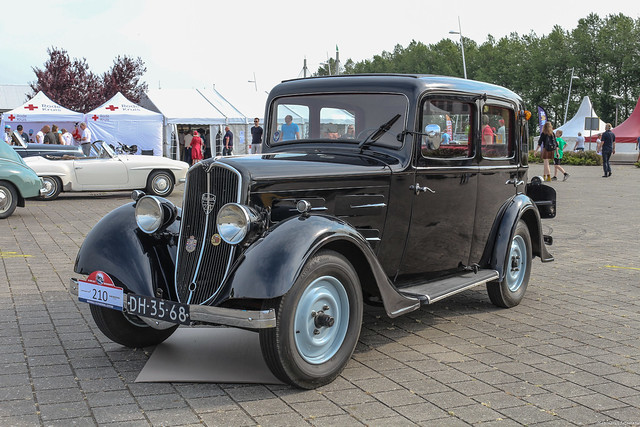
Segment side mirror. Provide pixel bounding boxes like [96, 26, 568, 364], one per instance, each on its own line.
[424, 124, 442, 150]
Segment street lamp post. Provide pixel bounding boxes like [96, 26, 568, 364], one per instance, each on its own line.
[449, 16, 467, 79]
[563, 68, 579, 124]
[612, 94, 622, 126]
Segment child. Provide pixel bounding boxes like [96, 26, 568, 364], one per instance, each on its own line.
[552, 130, 569, 181]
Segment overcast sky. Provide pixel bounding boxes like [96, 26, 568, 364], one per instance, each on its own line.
[1, 0, 638, 117]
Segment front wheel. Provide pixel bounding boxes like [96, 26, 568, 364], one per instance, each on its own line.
[0, 181, 18, 219]
[487, 220, 532, 308]
[260, 250, 363, 389]
[89, 304, 178, 348]
[40, 176, 61, 200]
[146, 170, 174, 197]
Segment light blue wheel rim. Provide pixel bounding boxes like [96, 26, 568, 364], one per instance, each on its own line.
[294, 275, 349, 364]
[506, 235, 527, 292]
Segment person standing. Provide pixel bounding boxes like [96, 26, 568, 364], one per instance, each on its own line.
[44, 124, 59, 144]
[573, 131, 585, 152]
[636, 136, 640, 163]
[190, 130, 203, 165]
[36, 125, 48, 144]
[183, 130, 193, 165]
[552, 130, 569, 181]
[16, 125, 29, 144]
[597, 123, 615, 177]
[250, 118, 263, 154]
[79, 122, 93, 156]
[61, 128, 73, 145]
[223, 126, 233, 155]
[281, 115, 299, 141]
[3, 125, 11, 145]
[535, 121, 556, 182]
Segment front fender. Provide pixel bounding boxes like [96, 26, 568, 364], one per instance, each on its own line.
[220, 214, 420, 318]
[74, 202, 180, 299]
[483, 194, 554, 281]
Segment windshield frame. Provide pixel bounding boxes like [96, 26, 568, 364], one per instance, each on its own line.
[266, 92, 410, 151]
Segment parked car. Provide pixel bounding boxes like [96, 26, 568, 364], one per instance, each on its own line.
[10, 131, 84, 158]
[24, 140, 189, 200]
[71, 75, 556, 389]
[0, 139, 45, 218]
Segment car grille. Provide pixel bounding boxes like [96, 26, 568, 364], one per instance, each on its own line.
[174, 162, 242, 304]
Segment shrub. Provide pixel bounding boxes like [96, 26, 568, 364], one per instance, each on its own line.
[528, 150, 602, 166]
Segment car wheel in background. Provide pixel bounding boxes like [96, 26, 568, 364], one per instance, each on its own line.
[0, 181, 18, 219]
[146, 170, 174, 197]
[40, 176, 62, 200]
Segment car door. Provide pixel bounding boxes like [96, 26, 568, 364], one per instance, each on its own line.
[397, 96, 478, 280]
[73, 150, 128, 188]
[469, 101, 523, 263]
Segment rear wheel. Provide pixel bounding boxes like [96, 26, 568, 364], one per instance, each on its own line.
[40, 176, 61, 200]
[487, 220, 532, 308]
[146, 170, 174, 197]
[0, 181, 18, 219]
[260, 250, 363, 389]
[90, 304, 178, 348]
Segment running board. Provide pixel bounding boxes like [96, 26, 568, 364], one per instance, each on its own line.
[398, 270, 499, 305]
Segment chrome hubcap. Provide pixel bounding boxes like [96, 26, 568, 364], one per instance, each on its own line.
[506, 235, 526, 292]
[0, 189, 8, 211]
[154, 177, 169, 193]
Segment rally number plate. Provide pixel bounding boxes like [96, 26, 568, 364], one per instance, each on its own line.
[127, 295, 190, 325]
[78, 280, 124, 311]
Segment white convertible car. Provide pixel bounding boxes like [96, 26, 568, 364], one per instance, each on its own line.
[24, 141, 189, 200]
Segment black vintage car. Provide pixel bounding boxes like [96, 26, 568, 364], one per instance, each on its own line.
[10, 131, 84, 158]
[71, 75, 555, 389]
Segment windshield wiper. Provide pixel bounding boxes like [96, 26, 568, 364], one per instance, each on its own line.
[358, 114, 401, 151]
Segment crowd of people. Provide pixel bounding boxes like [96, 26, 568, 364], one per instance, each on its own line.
[3, 122, 92, 153]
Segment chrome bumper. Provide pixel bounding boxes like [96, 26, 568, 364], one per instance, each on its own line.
[69, 278, 276, 329]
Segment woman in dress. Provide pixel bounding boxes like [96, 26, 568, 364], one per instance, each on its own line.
[190, 130, 203, 165]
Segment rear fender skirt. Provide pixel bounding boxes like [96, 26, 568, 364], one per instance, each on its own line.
[74, 203, 180, 300]
[221, 214, 420, 318]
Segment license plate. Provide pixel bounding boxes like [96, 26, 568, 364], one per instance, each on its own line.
[127, 294, 190, 325]
[78, 280, 124, 311]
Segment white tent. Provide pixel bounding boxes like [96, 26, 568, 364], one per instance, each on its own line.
[140, 88, 250, 158]
[556, 96, 607, 142]
[85, 92, 163, 155]
[0, 91, 83, 142]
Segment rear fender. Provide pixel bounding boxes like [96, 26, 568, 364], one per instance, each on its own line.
[482, 194, 553, 281]
[221, 215, 419, 318]
[74, 202, 180, 299]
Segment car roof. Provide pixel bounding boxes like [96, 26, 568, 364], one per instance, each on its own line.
[271, 74, 522, 104]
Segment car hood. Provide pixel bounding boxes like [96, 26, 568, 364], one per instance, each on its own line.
[213, 150, 395, 182]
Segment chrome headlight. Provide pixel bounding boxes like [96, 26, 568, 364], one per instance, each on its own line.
[216, 203, 261, 245]
[135, 195, 177, 234]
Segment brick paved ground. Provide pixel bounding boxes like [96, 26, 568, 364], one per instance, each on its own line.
[1, 164, 639, 426]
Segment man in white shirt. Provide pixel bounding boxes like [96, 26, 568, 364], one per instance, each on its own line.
[573, 132, 585, 152]
[79, 122, 92, 156]
[3, 125, 11, 145]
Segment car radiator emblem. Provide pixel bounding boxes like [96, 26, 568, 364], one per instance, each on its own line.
[185, 235, 197, 253]
[201, 193, 216, 214]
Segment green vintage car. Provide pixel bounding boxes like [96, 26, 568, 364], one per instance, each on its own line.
[0, 141, 44, 219]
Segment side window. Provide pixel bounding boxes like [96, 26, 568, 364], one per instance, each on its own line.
[481, 105, 514, 159]
[421, 99, 474, 159]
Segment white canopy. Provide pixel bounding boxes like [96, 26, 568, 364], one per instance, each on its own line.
[140, 88, 249, 125]
[557, 96, 607, 139]
[85, 92, 163, 155]
[0, 91, 84, 141]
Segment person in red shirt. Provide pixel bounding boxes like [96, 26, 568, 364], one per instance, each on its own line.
[190, 130, 203, 165]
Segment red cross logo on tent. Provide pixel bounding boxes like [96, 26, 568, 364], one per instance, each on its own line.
[8, 114, 15, 121]
[105, 105, 118, 111]
[24, 104, 38, 111]
[92, 115, 99, 121]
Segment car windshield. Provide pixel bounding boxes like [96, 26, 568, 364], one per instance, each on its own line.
[269, 93, 408, 149]
[91, 141, 115, 158]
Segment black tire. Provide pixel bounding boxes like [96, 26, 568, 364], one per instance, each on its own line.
[0, 181, 18, 219]
[89, 304, 178, 348]
[40, 176, 62, 200]
[260, 250, 363, 389]
[487, 220, 532, 308]
[146, 170, 174, 197]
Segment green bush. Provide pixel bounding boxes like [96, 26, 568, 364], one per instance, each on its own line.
[528, 150, 602, 166]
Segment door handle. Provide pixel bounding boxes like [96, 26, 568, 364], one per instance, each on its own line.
[75, 166, 83, 169]
[410, 183, 435, 195]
